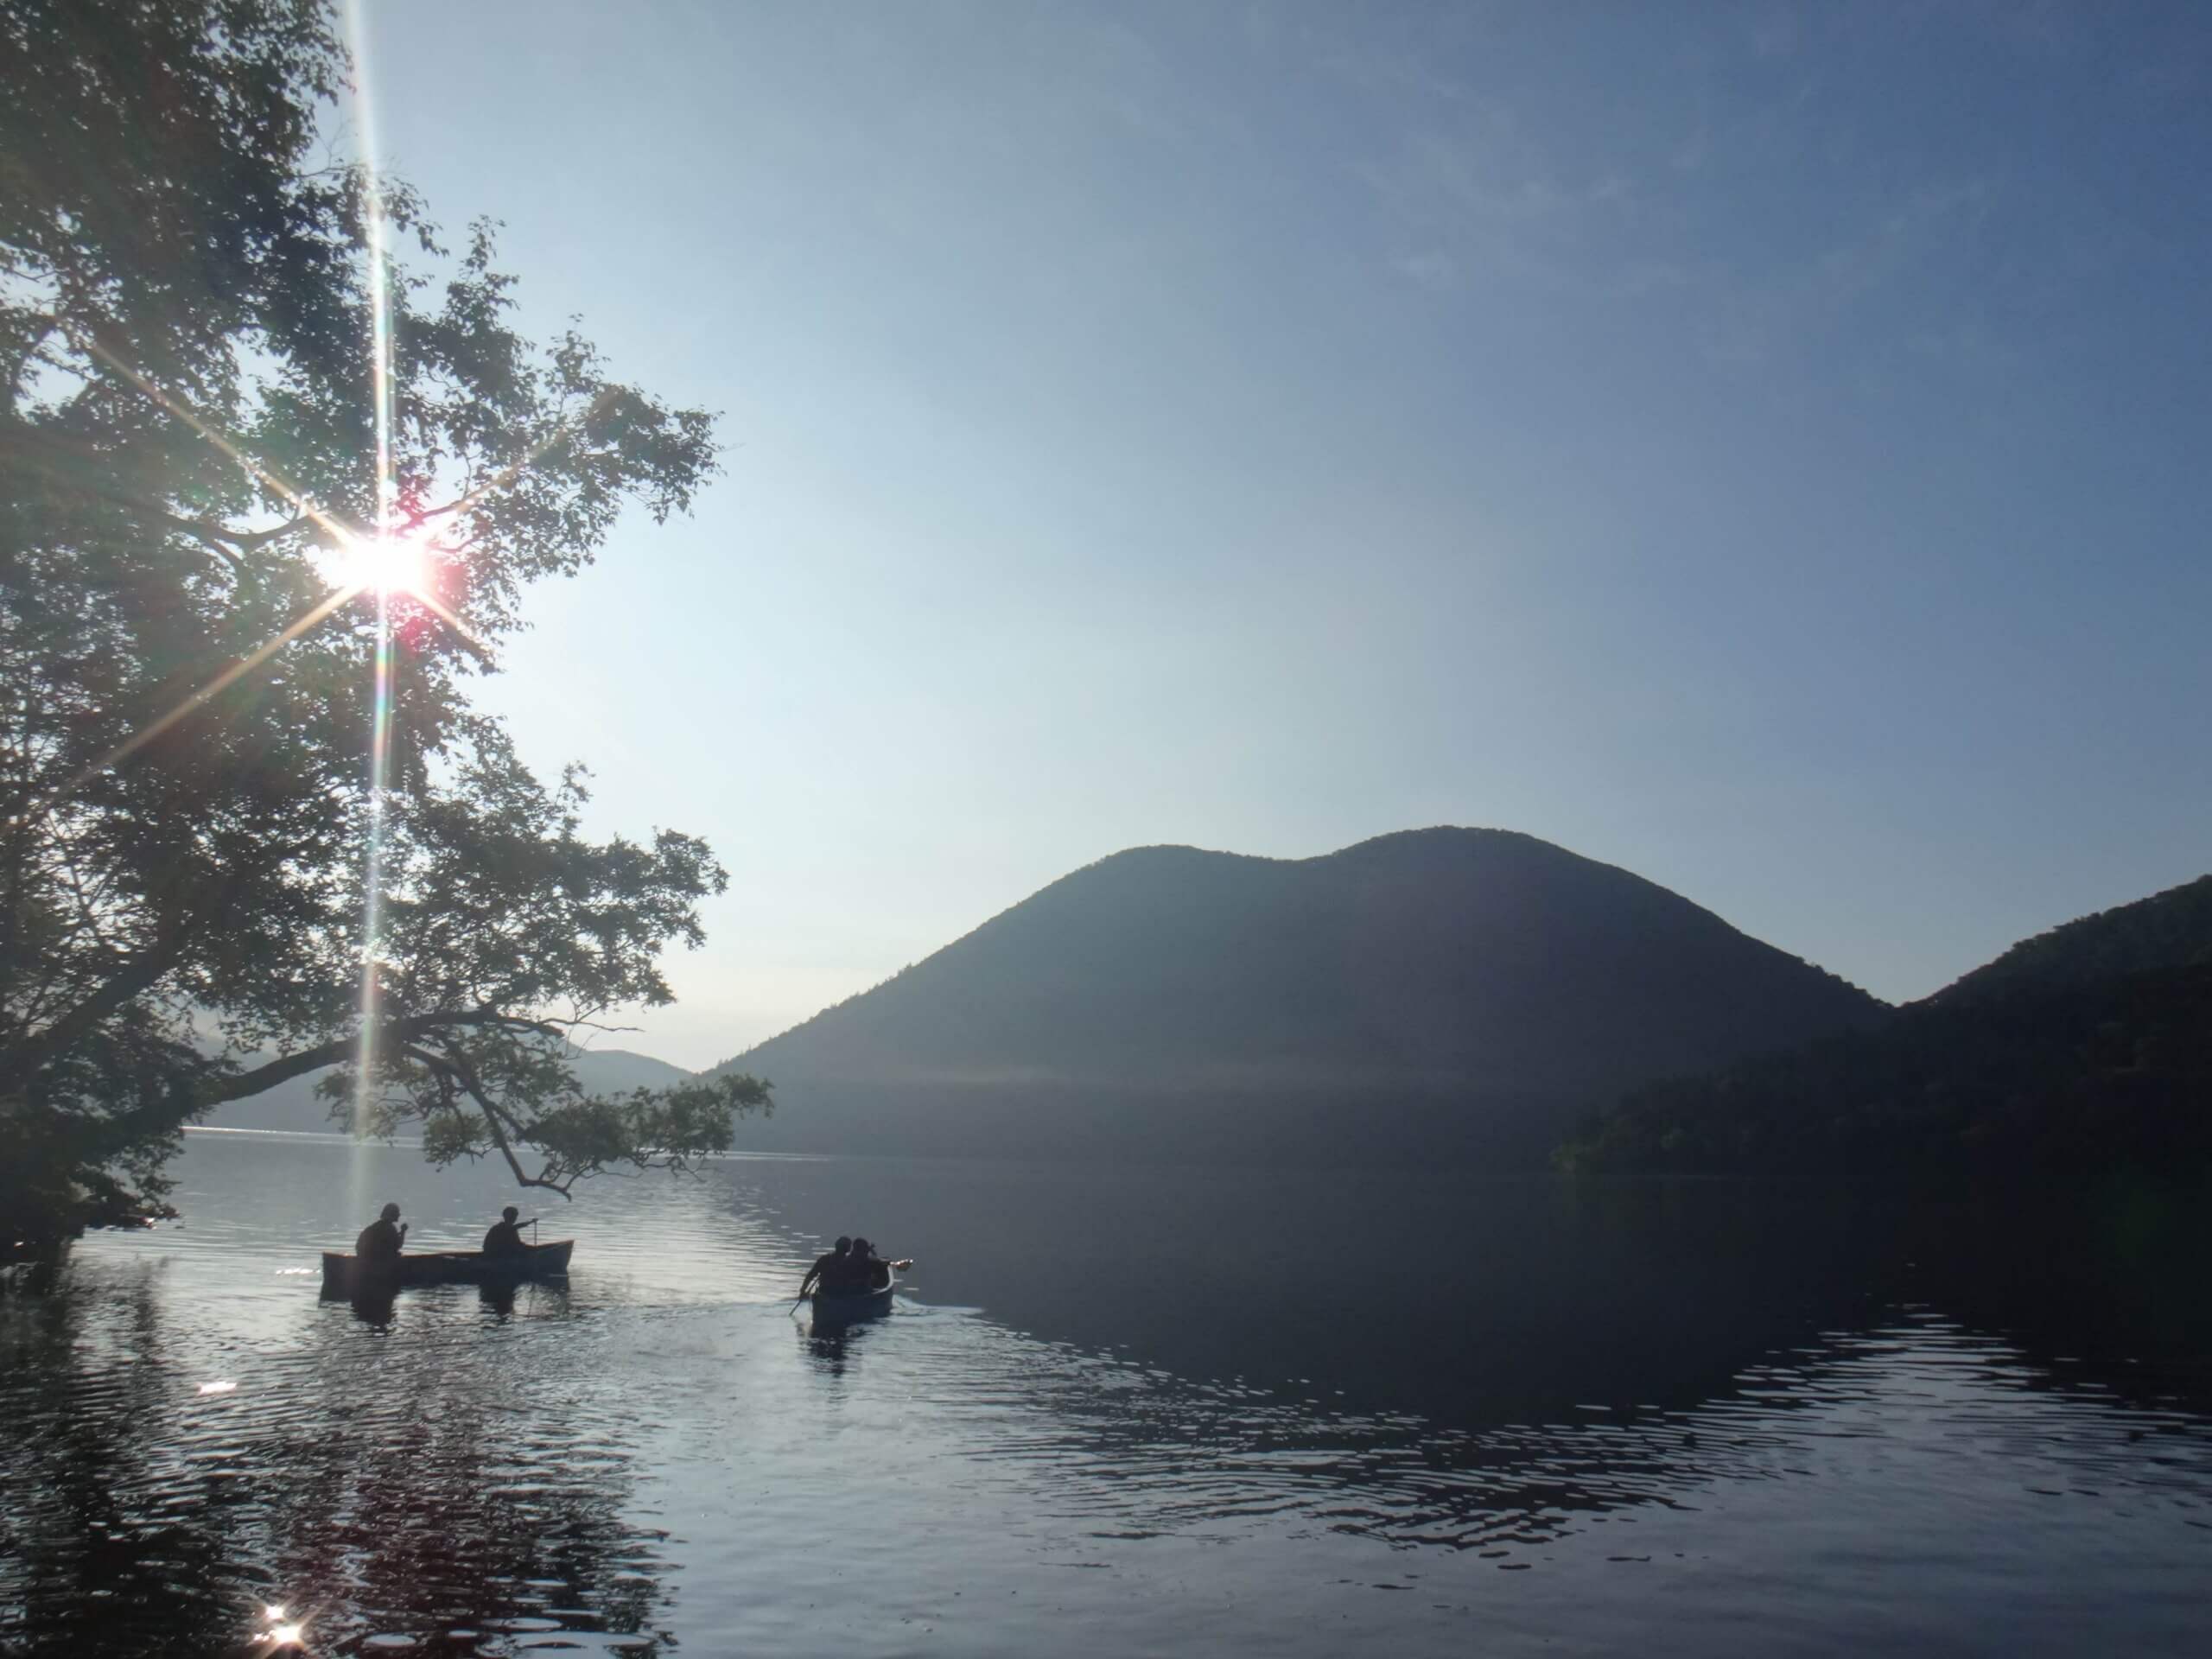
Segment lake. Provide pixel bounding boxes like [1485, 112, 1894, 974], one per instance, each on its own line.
[3, 1130, 2209, 1656]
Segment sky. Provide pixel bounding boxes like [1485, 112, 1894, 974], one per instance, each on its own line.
[354, 0, 2211, 1070]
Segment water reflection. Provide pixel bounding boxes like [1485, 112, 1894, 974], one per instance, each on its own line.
[0, 1257, 675, 1656]
[8, 1134, 2210, 1658]
[345, 1287, 397, 1331]
[797, 1308, 891, 1379]
[0, 1270, 242, 1656]
[924, 1303, 2212, 1554]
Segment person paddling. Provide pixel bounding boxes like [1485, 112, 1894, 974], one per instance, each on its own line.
[798, 1236, 854, 1298]
[355, 1202, 406, 1266]
[482, 1205, 533, 1257]
[848, 1237, 912, 1289]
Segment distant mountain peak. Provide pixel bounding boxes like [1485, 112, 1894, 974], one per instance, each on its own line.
[715, 829, 1884, 1159]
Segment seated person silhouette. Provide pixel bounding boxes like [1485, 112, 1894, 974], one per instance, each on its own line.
[799, 1235, 855, 1297]
[849, 1238, 912, 1288]
[482, 1205, 530, 1257]
[355, 1202, 405, 1265]
[851, 1237, 892, 1290]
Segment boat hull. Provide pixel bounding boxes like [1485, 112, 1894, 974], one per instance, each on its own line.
[809, 1276, 895, 1323]
[321, 1238, 574, 1296]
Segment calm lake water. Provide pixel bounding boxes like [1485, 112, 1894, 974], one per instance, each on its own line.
[4, 1131, 2210, 1656]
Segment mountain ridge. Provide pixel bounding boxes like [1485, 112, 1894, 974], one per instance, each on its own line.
[710, 826, 1888, 1162]
[1930, 873, 2212, 1007]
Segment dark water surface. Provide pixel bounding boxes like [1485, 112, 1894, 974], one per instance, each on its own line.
[4, 1132, 2210, 1656]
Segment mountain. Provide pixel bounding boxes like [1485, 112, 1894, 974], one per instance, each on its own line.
[1560, 873, 2212, 1181]
[1929, 873, 2212, 1007]
[200, 1046, 692, 1133]
[713, 828, 1885, 1164]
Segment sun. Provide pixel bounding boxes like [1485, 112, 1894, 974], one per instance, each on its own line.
[337, 530, 431, 597]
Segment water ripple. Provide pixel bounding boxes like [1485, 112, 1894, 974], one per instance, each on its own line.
[6, 1135, 2210, 1657]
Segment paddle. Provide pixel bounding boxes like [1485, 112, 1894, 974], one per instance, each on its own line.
[788, 1264, 821, 1313]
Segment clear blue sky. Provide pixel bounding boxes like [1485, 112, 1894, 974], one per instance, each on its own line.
[359, 1, 2210, 1069]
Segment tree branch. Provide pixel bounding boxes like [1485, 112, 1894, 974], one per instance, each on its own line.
[0, 423, 302, 581]
[410, 1040, 574, 1198]
[195, 1007, 564, 1108]
[4, 313, 60, 404]
[0, 919, 193, 1093]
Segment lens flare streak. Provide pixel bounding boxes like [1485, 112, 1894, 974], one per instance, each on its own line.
[347, 0, 398, 1134]
[67, 330, 354, 553]
[61, 582, 362, 794]
[353, 585, 392, 1135]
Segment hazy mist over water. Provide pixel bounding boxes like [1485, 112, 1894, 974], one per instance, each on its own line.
[4, 1132, 2208, 1656]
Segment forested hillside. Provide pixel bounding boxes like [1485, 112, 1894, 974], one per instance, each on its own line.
[1560, 873, 2212, 1181]
[1931, 874, 2212, 1006]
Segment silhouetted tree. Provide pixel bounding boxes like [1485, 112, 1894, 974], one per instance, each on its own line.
[1, 0, 766, 1247]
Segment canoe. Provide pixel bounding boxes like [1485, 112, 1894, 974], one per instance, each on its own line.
[809, 1271, 895, 1323]
[321, 1238, 574, 1295]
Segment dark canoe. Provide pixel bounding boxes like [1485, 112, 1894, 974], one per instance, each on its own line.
[809, 1271, 895, 1324]
[321, 1238, 574, 1295]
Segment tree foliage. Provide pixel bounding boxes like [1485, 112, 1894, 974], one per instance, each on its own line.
[1, 0, 766, 1248]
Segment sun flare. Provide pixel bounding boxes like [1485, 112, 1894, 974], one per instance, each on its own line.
[338, 531, 430, 597]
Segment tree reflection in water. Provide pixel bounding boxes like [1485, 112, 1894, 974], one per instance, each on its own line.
[0, 1274, 241, 1657]
[0, 1259, 674, 1656]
